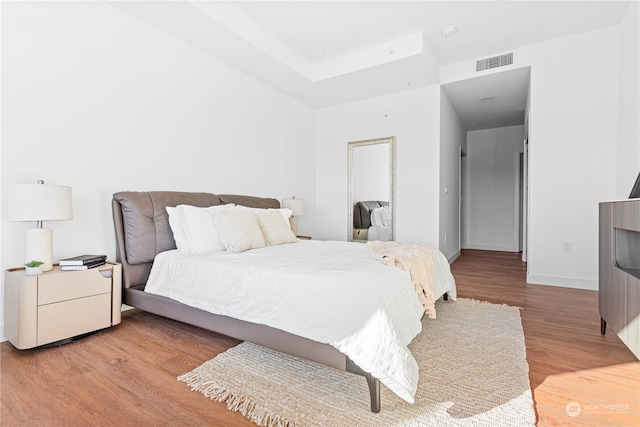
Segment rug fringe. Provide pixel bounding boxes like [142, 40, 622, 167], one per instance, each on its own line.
[461, 297, 522, 310]
[178, 372, 297, 427]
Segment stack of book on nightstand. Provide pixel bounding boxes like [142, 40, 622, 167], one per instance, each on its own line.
[59, 254, 107, 271]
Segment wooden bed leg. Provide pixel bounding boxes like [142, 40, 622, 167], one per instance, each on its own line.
[346, 357, 381, 412]
[365, 373, 381, 413]
[443, 293, 448, 301]
[601, 317, 607, 335]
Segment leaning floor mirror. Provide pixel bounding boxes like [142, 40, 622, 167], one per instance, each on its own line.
[347, 136, 396, 242]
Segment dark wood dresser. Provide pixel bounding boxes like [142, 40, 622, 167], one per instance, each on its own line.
[599, 199, 640, 359]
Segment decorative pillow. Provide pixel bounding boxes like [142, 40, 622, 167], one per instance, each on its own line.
[257, 210, 298, 246]
[215, 209, 266, 253]
[176, 204, 236, 253]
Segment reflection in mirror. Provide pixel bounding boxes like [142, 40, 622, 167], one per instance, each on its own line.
[348, 137, 395, 242]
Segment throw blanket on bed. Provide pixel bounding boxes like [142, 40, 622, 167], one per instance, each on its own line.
[368, 241, 453, 319]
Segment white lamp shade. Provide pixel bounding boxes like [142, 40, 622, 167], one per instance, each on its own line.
[283, 198, 304, 216]
[8, 184, 73, 222]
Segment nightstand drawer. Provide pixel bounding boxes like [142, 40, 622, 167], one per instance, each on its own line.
[38, 293, 112, 345]
[38, 267, 112, 305]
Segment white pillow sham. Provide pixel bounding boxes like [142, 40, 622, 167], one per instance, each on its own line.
[257, 210, 298, 246]
[215, 208, 266, 253]
[167, 203, 295, 254]
[169, 204, 236, 253]
[166, 206, 188, 251]
[370, 205, 390, 227]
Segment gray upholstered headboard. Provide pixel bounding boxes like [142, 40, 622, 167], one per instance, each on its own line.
[112, 191, 280, 290]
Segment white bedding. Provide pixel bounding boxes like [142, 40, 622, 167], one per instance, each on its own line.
[370, 206, 390, 227]
[368, 225, 392, 241]
[144, 240, 456, 403]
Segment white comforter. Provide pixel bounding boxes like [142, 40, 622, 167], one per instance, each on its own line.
[144, 240, 454, 403]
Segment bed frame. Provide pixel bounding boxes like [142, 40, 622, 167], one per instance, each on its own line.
[112, 191, 381, 412]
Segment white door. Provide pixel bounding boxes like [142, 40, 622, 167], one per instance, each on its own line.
[522, 138, 529, 262]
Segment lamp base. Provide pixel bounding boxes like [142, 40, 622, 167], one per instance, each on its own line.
[289, 217, 298, 236]
[26, 228, 53, 271]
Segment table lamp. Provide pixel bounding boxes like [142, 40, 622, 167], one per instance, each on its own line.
[8, 180, 73, 271]
[282, 196, 304, 236]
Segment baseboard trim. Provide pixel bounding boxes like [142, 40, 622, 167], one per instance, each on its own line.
[466, 243, 518, 252]
[447, 249, 461, 264]
[526, 273, 598, 291]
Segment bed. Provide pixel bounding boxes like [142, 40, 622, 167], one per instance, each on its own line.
[353, 200, 392, 241]
[112, 191, 456, 412]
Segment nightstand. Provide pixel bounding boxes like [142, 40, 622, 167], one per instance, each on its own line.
[297, 235, 312, 240]
[353, 228, 368, 240]
[4, 262, 122, 349]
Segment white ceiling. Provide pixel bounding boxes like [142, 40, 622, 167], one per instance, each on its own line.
[442, 66, 531, 131]
[110, 1, 631, 129]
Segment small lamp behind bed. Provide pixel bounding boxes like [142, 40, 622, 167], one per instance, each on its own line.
[283, 196, 304, 236]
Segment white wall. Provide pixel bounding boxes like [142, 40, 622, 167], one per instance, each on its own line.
[439, 89, 467, 261]
[0, 2, 316, 340]
[616, 1, 640, 198]
[526, 26, 620, 289]
[316, 86, 441, 245]
[465, 126, 524, 252]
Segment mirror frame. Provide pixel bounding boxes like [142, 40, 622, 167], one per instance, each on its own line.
[347, 136, 396, 242]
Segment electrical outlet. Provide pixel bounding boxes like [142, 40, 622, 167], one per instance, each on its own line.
[445, 233, 448, 242]
[562, 241, 573, 253]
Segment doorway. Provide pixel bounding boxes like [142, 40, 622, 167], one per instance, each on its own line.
[441, 67, 531, 256]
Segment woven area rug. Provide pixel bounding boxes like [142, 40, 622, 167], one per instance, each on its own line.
[178, 298, 536, 426]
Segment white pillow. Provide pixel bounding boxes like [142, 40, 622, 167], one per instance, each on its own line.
[215, 209, 266, 253]
[370, 206, 390, 227]
[176, 204, 236, 253]
[166, 206, 189, 251]
[257, 210, 298, 246]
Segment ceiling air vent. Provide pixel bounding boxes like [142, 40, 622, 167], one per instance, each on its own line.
[476, 52, 513, 72]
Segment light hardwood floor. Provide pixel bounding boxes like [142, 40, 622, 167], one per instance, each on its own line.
[1, 249, 638, 426]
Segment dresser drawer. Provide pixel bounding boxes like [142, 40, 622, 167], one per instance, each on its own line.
[38, 266, 113, 305]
